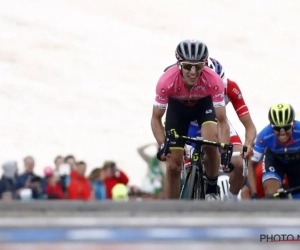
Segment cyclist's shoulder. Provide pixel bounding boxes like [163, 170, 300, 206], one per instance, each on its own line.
[256, 124, 274, 141]
[164, 63, 177, 72]
[201, 67, 224, 90]
[226, 78, 246, 101]
[226, 78, 240, 90]
[157, 65, 180, 87]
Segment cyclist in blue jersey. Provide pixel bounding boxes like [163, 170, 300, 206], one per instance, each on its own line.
[248, 103, 300, 199]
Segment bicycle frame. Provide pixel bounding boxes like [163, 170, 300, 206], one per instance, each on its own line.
[161, 129, 248, 200]
[180, 142, 205, 199]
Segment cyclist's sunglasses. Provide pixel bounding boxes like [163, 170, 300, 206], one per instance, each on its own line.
[180, 62, 205, 71]
[272, 123, 293, 132]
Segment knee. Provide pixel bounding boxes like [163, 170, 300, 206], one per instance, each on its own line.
[263, 179, 281, 195]
[241, 185, 251, 200]
[232, 157, 243, 173]
[167, 154, 182, 176]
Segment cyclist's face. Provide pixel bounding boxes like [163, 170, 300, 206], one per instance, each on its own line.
[179, 61, 205, 86]
[273, 126, 293, 143]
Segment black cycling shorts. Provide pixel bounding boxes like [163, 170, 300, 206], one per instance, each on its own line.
[165, 95, 217, 149]
[262, 148, 300, 196]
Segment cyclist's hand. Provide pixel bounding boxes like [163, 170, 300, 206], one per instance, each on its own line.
[242, 145, 253, 159]
[222, 163, 234, 173]
[156, 143, 171, 161]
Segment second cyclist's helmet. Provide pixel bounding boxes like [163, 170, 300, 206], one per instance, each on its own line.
[268, 103, 295, 126]
[175, 39, 208, 62]
[206, 57, 226, 79]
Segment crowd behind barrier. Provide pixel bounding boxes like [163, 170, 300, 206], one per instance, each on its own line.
[0, 142, 264, 201]
[0, 154, 141, 201]
[0, 141, 168, 201]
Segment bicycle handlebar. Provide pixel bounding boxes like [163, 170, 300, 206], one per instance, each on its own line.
[161, 129, 248, 159]
[264, 185, 300, 199]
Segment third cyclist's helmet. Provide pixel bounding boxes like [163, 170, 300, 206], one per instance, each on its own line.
[268, 103, 295, 126]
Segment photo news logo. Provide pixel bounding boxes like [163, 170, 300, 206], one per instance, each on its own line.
[260, 234, 300, 242]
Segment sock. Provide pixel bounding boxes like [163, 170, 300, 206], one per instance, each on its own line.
[206, 175, 218, 194]
[228, 190, 238, 201]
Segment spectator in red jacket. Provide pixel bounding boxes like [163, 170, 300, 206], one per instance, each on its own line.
[44, 166, 64, 199]
[68, 161, 91, 200]
[103, 161, 129, 199]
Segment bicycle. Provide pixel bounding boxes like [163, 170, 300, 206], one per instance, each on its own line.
[264, 185, 300, 199]
[161, 129, 247, 200]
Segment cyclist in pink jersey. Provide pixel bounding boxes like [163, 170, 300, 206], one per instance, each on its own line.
[151, 39, 230, 201]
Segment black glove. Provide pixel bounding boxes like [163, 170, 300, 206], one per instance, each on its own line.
[156, 143, 171, 161]
[251, 193, 259, 200]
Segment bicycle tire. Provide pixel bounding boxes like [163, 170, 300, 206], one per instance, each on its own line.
[180, 170, 191, 199]
[193, 166, 205, 200]
[187, 164, 197, 199]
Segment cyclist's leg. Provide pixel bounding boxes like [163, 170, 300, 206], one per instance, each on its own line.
[262, 148, 284, 195]
[283, 161, 300, 199]
[195, 96, 220, 199]
[241, 183, 251, 200]
[165, 98, 190, 199]
[227, 120, 244, 199]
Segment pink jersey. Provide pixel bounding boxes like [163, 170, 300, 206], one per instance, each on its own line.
[154, 65, 225, 109]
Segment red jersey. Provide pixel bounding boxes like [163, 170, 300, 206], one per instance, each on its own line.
[225, 79, 249, 117]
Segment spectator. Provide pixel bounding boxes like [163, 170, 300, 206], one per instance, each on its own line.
[103, 161, 129, 199]
[16, 156, 39, 190]
[68, 161, 91, 200]
[88, 168, 106, 200]
[64, 155, 76, 169]
[53, 155, 73, 195]
[54, 155, 64, 171]
[0, 161, 18, 199]
[30, 176, 45, 199]
[44, 166, 64, 199]
[137, 143, 165, 196]
[112, 183, 129, 201]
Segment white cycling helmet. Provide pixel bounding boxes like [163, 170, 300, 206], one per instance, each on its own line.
[217, 175, 230, 201]
[206, 57, 226, 81]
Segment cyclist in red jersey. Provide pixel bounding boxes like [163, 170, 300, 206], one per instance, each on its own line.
[151, 40, 230, 200]
[184, 57, 257, 200]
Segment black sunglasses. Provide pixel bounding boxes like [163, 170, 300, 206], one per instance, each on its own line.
[272, 124, 293, 132]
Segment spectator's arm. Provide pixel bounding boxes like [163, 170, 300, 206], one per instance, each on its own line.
[137, 143, 155, 164]
[117, 170, 129, 185]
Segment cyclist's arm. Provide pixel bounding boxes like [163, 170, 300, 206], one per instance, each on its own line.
[227, 79, 257, 147]
[248, 158, 260, 194]
[212, 76, 230, 149]
[248, 133, 266, 194]
[239, 114, 257, 147]
[215, 106, 230, 151]
[151, 107, 166, 146]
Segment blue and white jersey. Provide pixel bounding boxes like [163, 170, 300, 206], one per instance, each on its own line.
[252, 120, 300, 163]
